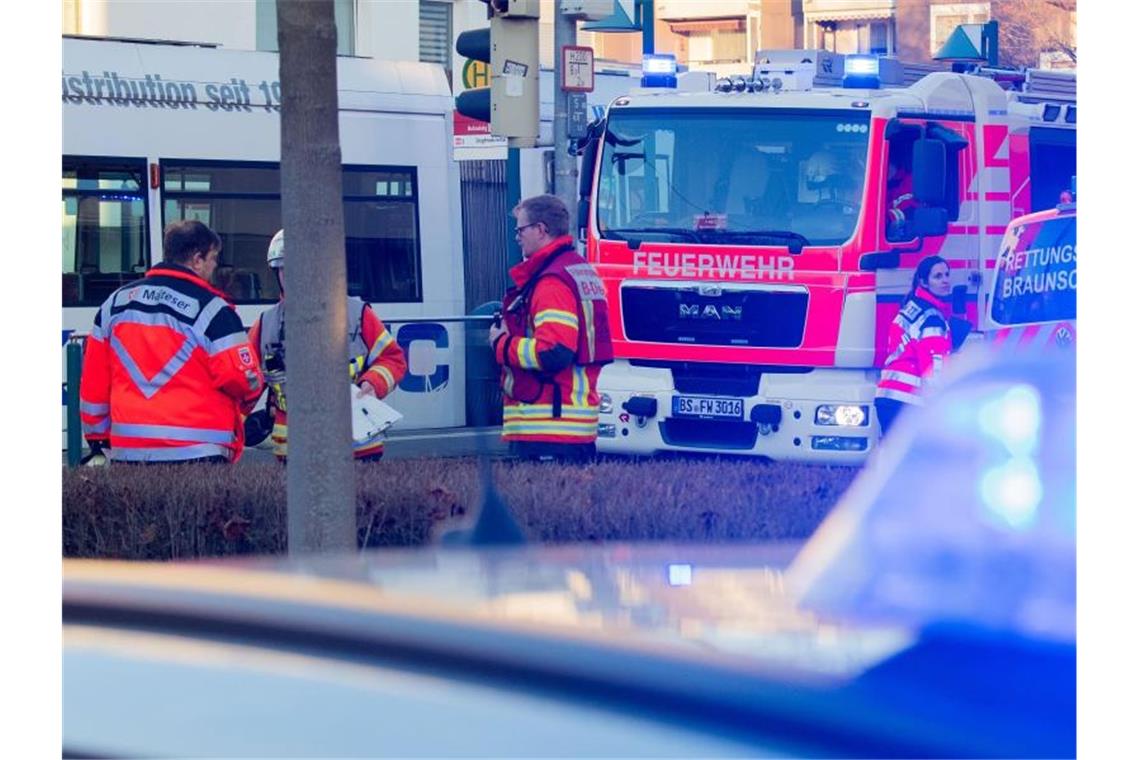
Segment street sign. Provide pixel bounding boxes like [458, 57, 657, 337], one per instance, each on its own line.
[561, 45, 594, 92]
[453, 111, 507, 161]
[567, 92, 588, 138]
[454, 57, 507, 161]
[462, 59, 490, 89]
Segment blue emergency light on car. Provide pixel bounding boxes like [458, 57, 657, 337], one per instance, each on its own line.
[641, 53, 678, 88]
[843, 55, 881, 89]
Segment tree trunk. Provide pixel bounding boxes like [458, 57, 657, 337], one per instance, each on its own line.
[277, 0, 356, 554]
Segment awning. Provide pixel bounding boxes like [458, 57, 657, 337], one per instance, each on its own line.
[668, 18, 745, 35]
[803, 0, 896, 23]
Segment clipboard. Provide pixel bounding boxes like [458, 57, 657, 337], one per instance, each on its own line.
[351, 389, 403, 444]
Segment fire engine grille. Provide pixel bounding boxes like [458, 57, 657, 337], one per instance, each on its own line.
[621, 286, 808, 348]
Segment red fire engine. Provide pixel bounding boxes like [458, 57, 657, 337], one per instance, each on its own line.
[577, 50, 1075, 461]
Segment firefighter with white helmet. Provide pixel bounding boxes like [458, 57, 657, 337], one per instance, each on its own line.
[267, 229, 285, 271]
[247, 229, 407, 461]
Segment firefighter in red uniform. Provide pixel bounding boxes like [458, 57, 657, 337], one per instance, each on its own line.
[247, 229, 407, 461]
[885, 153, 918, 241]
[78, 220, 264, 463]
[875, 255, 954, 436]
[489, 195, 614, 462]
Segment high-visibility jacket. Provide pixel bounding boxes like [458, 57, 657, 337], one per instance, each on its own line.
[494, 235, 614, 445]
[876, 286, 953, 406]
[78, 264, 264, 463]
[248, 296, 406, 459]
[886, 172, 918, 241]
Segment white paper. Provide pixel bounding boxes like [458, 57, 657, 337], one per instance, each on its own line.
[351, 389, 403, 443]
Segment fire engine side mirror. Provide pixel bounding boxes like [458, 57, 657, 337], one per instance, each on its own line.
[912, 206, 948, 238]
[912, 138, 946, 205]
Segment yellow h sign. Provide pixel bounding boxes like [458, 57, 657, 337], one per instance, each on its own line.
[462, 59, 490, 89]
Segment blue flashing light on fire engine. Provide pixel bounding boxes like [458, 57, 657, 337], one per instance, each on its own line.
[641, 53, 677, 88]
[843, 54, 881, 89]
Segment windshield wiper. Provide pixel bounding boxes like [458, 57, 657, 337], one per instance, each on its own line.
[605, 227, 702, 245]
[695, 228, 809, 254]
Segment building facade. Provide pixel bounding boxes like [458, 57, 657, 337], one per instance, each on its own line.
[63, 0, 477, 85]
[63, 1, 1076, 88]
[580, 0, 1075, 73]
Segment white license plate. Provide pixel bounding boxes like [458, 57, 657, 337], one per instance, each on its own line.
[672, 395, 744, 419]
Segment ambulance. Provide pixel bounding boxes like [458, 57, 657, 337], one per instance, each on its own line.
[983, 200, 1076, 350]
[577, 50, 1076, 462]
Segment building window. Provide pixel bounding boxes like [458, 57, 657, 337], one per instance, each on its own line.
[256, 0, 356, 56]
[687, 28, 747, 66]
[160, 161, 422, 304]
[930, 2, 991, 56]
[419, 1, 453, 83]
[62, 157, 149, 307]
[815, 19, 892, 55]
[869, 20, 890, 55]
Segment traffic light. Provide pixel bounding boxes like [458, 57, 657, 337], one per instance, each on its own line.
[455, 0, 540, 148]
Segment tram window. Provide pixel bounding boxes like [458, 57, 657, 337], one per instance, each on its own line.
[161, 161, 423, 304]
[344, 166, 422, 303]
[62, 157, 149, 307]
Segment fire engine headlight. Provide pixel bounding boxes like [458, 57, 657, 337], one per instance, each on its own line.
[599, 393, 614, 414]
[815, 404, 869, 427]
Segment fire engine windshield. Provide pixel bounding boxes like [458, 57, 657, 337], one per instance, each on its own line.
[596, 108, 871, 247]
[990, 212, 1076, 326]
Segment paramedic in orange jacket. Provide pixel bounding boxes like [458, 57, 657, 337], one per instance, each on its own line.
[489, 195, 614, 462]
[247, 229, 407, 461]
[78, 220, 264, 463]
[874, 255, 954, 436]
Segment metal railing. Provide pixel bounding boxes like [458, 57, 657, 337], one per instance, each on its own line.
[64, 310, 503, 466]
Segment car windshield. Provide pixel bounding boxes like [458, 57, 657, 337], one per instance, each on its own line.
[596, 108, 871, 247]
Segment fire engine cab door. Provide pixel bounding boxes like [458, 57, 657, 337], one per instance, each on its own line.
[881, 118, 978, 316]
[930, 119, 980, 319]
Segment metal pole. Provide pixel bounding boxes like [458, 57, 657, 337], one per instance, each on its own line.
[506, 146, 523, 268]
[553, 9, 578, 222]
[639, 0, 654, 56]
[66, 339, 83, 467]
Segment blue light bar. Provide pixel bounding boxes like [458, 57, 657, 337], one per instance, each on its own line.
[845, 55, 879, 76]
[842, 54, 881, 89]
[641, 53, 677, 88]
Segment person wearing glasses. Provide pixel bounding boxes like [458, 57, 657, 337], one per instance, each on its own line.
[488, 195, 614, 462]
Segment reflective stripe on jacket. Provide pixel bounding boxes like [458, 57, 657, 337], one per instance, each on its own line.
[78, 263, 264, 463]
[495, 236, 613, 445]
[248, 296, 406, 459]
[875, 287, 953, 406]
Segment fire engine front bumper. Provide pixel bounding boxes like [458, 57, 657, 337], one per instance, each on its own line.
[595, 361, 882, 464]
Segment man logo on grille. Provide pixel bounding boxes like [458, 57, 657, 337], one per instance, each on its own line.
[679, 303, 742, 320]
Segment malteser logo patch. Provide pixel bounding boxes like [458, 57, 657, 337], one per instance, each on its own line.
[238, 347, 253, 366]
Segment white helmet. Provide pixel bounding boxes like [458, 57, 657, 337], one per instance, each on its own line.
[267, 229, 285, 269]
